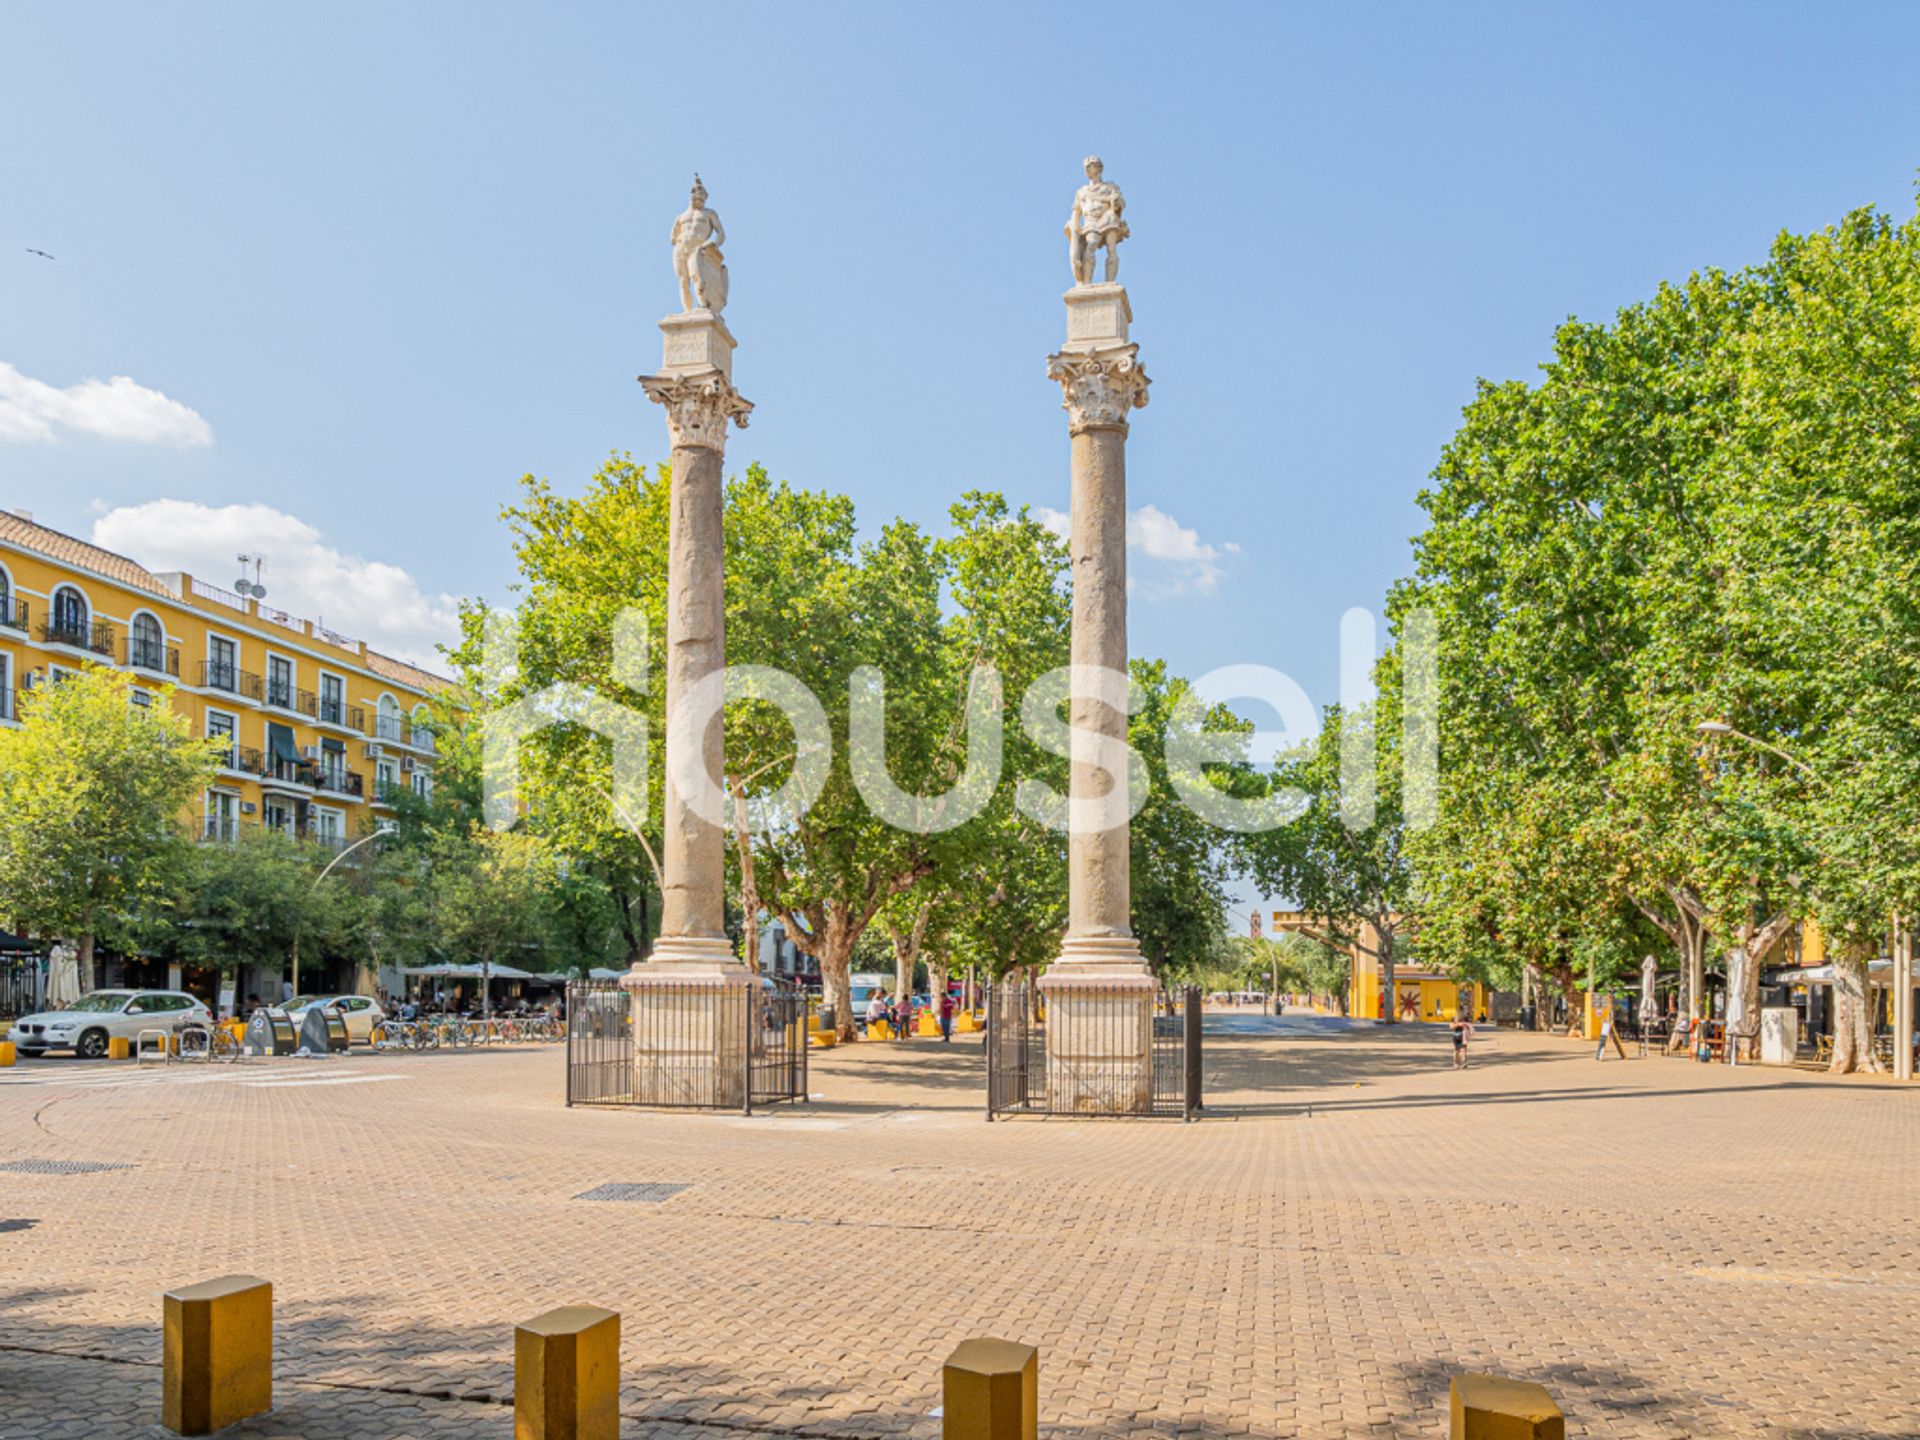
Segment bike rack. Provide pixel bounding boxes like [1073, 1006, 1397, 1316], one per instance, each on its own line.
[135, 1028, 172, 1065]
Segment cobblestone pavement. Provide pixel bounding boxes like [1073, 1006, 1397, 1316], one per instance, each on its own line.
[2, 1016, 1916, 1439]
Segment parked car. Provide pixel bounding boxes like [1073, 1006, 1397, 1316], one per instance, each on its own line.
[7, 990, 213, 1059]
[281, 994, 385, 1044]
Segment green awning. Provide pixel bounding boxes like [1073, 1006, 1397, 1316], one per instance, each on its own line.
[267, 722, 300, 764]
[321, 736, 345, 755]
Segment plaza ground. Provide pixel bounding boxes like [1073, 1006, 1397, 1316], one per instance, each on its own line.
[1, 1016, 1915, 1439]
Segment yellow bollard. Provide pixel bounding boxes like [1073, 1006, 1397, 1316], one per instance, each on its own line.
[1450, 1373, 1565, 1440]
[514, 1305, 620, 1440]
[107, 1037, 133, 1060]
[162, 1275, 272, 1436]
[943, 1338, 1037, 1440]
[0, 1041, 14, 1067]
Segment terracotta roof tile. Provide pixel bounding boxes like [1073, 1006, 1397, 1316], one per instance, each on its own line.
[366, 648, 452, 693]
[0, 511, 170, 598]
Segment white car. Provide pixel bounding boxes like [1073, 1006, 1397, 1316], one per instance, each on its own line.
[8, 990, 213, 1059]
[281, 994, 385, 1044]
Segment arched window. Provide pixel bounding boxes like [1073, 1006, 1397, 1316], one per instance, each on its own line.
[50, 585, 88, 644]
[377, 695, 402, 743]
[131, 613, 164, 671]
[411, 703, 435, 752]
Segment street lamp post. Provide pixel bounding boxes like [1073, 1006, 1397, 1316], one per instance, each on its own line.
[288, 823, 398, 1003]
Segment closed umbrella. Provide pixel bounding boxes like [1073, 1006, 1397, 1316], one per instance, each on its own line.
[46, 941, 82, 1008]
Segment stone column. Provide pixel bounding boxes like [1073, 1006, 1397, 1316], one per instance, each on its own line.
[623, 307, 754, 1107]
[1037, 280, 1155, 1113]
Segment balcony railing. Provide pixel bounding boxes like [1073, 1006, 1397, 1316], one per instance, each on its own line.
[313, 766, 365, 799]
[0, 598, 25, 632]
[42, 617, 115, 656]
[263, 756, 314, 789]
[0, 687, 19, 723]
[219, 744, 266, 776]
[125, 638, 181, 676]
[373, 715, 411, 746]
[199, 661, 265, 702]
[264, 679, 320, 718]
[373, 779, 404, 805]
[317, 697, 366, 732]
[202, 814, 245, 844]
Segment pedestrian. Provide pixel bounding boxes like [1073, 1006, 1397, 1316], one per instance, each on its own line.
[892, 995, 912, 1042]
[1450, 1013, 1473, 1070]
[865, 988, 889, 1038]
[938, 989, 955, 1042]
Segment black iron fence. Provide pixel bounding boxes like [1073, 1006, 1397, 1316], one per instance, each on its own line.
[1, 956, 44, 1021]
[565, 976, 808, 1113]
[987, 981, 1201, 1120]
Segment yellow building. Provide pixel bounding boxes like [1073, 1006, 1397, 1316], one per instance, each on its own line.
[0, 507, 447, 882]
[1269, 909, 1488, 1022]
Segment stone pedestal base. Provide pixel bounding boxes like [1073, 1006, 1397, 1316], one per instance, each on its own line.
[1037, 937, 1156, 1114]
[620, 938, 751, 1109]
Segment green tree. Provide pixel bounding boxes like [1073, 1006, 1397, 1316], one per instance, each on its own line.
[0, 669, 220, 986]
[1241, 704, 1418, 1020]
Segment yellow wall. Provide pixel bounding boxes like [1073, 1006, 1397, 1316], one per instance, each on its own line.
[0, 527, 444, 848]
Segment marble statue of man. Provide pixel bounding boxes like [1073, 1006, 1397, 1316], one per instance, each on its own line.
[671, 174, 729, 315]
[1065, 155, 1129, 286]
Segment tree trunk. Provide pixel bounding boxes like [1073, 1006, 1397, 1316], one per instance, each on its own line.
[1829, 940, 1883, 1074]
[1379, 927, 1397, 1024]
[1521, 962, 1544, 1031]
[1550, 963, 1581, 1037]
[78, 932, 96, 994]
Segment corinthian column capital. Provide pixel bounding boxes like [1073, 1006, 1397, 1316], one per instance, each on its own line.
[1047, 344, 1150, 435]
[638, 372, 753, 451]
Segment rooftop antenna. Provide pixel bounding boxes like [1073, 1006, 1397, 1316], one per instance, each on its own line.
[234, 554, 267, 601]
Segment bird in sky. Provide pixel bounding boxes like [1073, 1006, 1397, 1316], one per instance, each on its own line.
[26, 248, 55, 260]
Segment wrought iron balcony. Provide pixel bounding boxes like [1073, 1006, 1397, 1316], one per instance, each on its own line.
[317, 696, 367, 732]
[313, 766, 365, 798]
[125, 638, 181, 676]
[0, 598, 25, 632]
[42, 617, 114, 656]
[373, 715, 412, 746]
[220, 744, 266, 776]
[199, 661, 265, 702]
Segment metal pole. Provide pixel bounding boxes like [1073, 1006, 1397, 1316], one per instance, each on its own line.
[741, 979, 753, 1116]
[984, 984, 995, 1121]
[1184, 985, 1202, 1121]
[1895, 913, 1914, 1083]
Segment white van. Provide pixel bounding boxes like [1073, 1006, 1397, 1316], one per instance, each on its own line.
[848, 972, 889, 1029]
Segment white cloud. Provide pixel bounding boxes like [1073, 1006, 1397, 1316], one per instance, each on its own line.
[1035, 502, 1237, 598]
[91, 501, 459, 669]
[0, 361, 213, 447]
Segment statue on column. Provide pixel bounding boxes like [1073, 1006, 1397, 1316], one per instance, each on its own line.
[1065, 155, 1129, 286]
[671, 174, 730, 315]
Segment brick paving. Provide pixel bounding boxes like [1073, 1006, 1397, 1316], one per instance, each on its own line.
[1, 1016, 1916, 1439]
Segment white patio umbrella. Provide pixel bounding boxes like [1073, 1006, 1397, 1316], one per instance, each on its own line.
[45, 941, 82, 1008]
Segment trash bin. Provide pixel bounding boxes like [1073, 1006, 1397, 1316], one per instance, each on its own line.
[299, 1007, 350, 1055]
[244, 1008, 297, 1057]
[819, 1005, 836, 1035]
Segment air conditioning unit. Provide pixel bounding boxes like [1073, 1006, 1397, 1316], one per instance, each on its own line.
[240, 801, 257, 815]
[364, 743, 385, 760]
[302, 745, 319, 761]
[22, 671, 41, 690]
[400, 756, 417, 774]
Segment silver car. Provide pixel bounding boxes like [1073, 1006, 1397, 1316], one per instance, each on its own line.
[8, 990, 214, 1059]
[281, 994, 385, 1044]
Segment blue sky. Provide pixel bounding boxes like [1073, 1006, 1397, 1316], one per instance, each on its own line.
[6, 3, 1920, 737]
